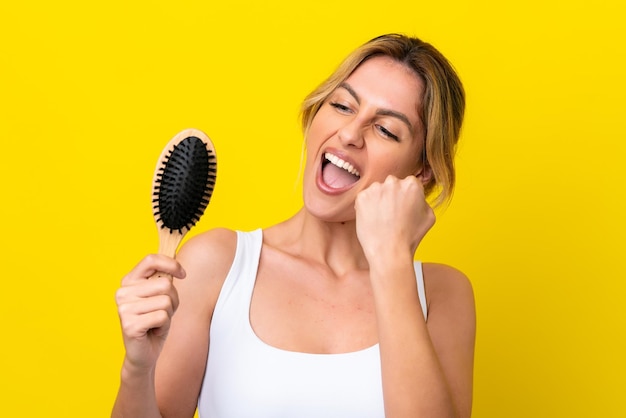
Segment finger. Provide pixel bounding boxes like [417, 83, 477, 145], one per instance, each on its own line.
[384, 174, 400, 184]
[122, 254, 186, 285]
[402, 173, 421, 185]
[116, 276, 180, 308]
[120, 309, 172, 340]
[117, 292, 178, 338]
[118, 293, 177, 319]
[401, 175, 425, 195]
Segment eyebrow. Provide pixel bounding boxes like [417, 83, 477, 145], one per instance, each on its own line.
[338, 82, 415, 135]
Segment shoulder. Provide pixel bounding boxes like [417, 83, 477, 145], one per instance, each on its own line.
[174, 228, 239, 311]
[422, 262, 475, 319]
[177, 227, 238, 271]
[422, 263, 473, 298]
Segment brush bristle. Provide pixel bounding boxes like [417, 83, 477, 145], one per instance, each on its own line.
[152, 136, 217, 234]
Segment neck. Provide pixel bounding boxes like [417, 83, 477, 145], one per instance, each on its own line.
[265, 208, 369, 276]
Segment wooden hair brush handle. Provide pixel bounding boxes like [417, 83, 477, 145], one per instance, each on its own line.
[150, 128, 217, 273]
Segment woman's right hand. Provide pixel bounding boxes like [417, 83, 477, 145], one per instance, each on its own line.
[115, 254, 186, 374]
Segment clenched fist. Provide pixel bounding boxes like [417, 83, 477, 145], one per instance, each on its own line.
[355, 175, 435, 261]
[115, 254, 186, 373]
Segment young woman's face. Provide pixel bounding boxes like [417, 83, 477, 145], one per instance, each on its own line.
[303, 55, 427, 222]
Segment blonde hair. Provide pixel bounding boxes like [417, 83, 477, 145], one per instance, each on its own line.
[301, 34, 465, 206]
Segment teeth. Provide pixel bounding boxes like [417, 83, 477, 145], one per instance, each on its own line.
[324, 152, 360, 177]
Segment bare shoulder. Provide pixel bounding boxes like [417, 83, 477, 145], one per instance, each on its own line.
[174, 228, 238, 310]
[422, 263, 475, 332]
[422, 263, 474, 308]
[177, 227, 238, 275]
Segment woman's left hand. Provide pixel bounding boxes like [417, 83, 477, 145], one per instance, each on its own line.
[355, 175, 435, 260]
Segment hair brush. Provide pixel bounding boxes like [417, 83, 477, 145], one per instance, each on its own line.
[151, 128, 217, 264]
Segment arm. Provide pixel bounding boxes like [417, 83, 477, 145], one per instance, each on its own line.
[423, 263, 476, 417]
[112, 228, 236, 418]
[112, 255, 184, 418]
[370, 259, 475, 418]
[355, 175, 476, 418]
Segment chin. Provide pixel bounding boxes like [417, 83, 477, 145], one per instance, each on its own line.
[302, 192, 356, 224]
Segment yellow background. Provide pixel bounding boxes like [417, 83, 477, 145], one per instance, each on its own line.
[1, 1, 624, 416]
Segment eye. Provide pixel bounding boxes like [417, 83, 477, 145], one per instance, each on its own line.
[329, 102, 353, 114]
[376, 124, 400, 142]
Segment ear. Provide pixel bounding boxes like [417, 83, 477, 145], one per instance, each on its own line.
[414, 164, 433, 186]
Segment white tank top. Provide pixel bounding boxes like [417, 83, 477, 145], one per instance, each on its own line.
[197, 229, 428, 417]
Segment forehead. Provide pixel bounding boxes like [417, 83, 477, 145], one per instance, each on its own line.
[342, 56, 424, 117]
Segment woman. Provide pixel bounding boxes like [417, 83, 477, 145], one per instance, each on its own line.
[113, 34, 475, 418]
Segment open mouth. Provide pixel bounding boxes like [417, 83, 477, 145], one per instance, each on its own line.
[321, 152, 361, 189]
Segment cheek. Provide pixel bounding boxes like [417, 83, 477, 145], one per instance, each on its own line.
[304, 123, 322, 156]
[397, 143, 423, 175]
[307, 112, 327, 138]
[369, 147, 421, 180]
[304, 111, 337, 162]
[403, 155, 422, 176]
[307, 105, 343, 140]
[303, 127, 324, 178]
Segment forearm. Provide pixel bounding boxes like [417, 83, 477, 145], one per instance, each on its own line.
[370, 256, 457, 418]
[112, 360, 163, 418]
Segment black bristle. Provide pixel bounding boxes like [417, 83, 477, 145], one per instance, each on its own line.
[153, 136, 217, 234]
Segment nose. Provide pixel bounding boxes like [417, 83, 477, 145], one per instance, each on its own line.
[337, 117, 364, 149]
